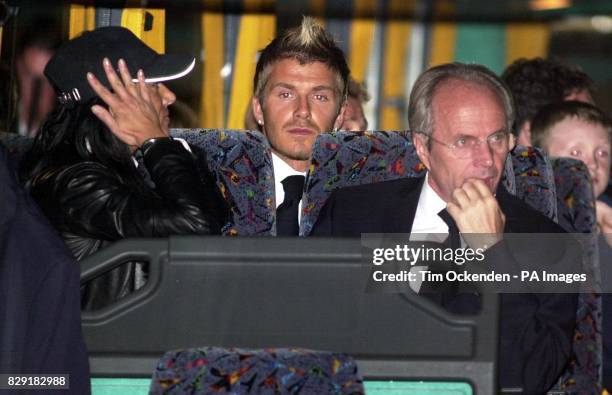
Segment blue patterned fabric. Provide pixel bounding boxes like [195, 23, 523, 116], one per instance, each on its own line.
[149, 347, 364, 394]
[509, 145, 558, 222]
[171, 129, 275, 236]
[301, 131, 556, 235]
[550, 158, 601, 394]
[552, 158, 597, 234]
[301, 131, 422, 236]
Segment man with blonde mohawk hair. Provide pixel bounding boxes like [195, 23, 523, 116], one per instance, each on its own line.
[252, 16, 349, 235]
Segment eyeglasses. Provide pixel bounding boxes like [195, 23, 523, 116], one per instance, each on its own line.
[413, 130, 511, 159]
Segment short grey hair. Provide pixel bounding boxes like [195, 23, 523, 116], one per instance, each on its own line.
[408, 63, 515, 139]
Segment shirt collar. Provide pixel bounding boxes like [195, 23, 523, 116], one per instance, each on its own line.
[418, 172, 447, 215]
[272, 152, 306, 180]
[272, 152, 306, 209]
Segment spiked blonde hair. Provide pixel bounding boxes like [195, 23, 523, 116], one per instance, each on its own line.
[253, 16, 349, 105]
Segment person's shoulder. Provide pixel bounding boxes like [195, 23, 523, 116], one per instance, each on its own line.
[312, 177, 421, 236]
[498, 189, 565, 233]
[329, 177, 421, 201]
[54, 161, 117, 180]
[33, 161, 133, 197]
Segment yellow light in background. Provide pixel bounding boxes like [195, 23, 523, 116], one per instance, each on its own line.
[529, 0, 571, 11]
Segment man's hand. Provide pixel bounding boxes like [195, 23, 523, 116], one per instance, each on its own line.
[596, 200, 612, 247]
[87, 58, 168, 150]
[446, 179, 505, 249]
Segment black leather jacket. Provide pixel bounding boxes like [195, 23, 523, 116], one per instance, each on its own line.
[28, 138, 228, 310]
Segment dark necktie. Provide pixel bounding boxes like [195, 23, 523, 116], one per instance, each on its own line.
[276, 175, 305, 236]
[435, 209, 481, 313]
[438, 208, 461, 249]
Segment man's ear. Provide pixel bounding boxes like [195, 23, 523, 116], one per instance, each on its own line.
[517, 121, 531, 147]
[332, 101, 347, 132]
[413, 132, 431, 170]
[508, 133, 517, 150]
[252, 96, 264, 129]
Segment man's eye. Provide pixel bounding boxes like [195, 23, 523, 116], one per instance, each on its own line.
[596, 149, 610, 158]
[279, 92, 292, 99]
[313, 94, 328, 101]
[455, 137, 469, 147]
[489, 132, 506, 144]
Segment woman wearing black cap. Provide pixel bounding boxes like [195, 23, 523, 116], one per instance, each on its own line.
[21, 27, 228, 310]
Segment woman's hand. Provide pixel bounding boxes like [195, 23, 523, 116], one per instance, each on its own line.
[87, 58, 168, 150]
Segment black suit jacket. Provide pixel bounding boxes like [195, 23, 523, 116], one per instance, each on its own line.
[311, 176, 579, 394]
[0, 144, 90, 394]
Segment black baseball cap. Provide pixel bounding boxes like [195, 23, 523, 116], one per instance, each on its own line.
[44, 26, 195, 105]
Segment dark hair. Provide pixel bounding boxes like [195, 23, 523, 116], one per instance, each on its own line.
[530, 100, 612, 149]
[253, 16, 349, 104]
[0, 63, 18, 133]
[21, 99, 135, 189]
[502, 57, 594, 136]
[17, 16, 62, 55]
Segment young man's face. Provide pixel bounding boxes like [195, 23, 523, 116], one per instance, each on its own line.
[544, 117, 611, 197]
[518, 88, 594, 147]
[414, 79, 511, 202]
[252, 59, 345, 172]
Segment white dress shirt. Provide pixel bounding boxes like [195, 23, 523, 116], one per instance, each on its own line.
[409, 173, 453, 292]
[411, 173, 449, 240]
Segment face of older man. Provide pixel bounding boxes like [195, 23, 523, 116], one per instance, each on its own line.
[252, 58, 345, 172]
[415, 79, 510, 202]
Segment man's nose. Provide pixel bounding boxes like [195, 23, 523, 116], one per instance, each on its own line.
[587, 154, 601, 177]
[474, 139, 494, 167]
[159, 84, 176, 106]
[294, 95, 311, 119]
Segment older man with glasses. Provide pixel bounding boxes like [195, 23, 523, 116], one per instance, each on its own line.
[311, 63, 579, 394]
